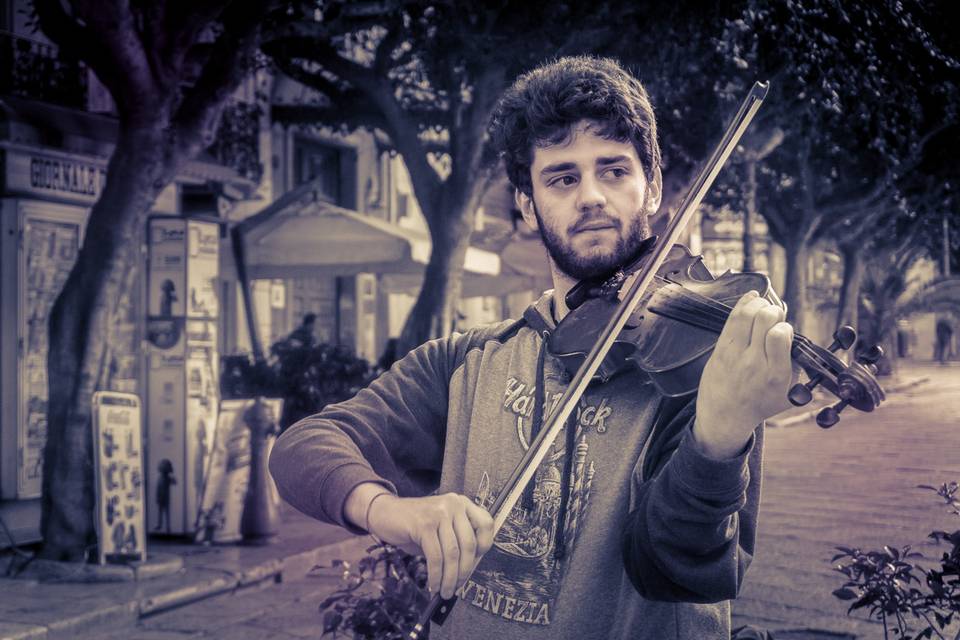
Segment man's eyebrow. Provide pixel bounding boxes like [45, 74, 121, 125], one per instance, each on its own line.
[596, 155, 633, 166]
[539, 161, 577, 176]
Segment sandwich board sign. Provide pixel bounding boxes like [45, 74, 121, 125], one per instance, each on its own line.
[92, 391, 146, 564]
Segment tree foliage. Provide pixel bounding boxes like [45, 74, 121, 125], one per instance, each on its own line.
[34, 0, 272, 560]
[714, 0, 960, 332]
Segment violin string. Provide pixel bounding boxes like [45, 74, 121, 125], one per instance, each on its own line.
[654, 275, 735, 312]
[647, 278, 840, 375]
[651, 296, 728, 333]
[653, 284, 842, 372]
[651, 276, 733, 316]
[647, 277, 841, 376]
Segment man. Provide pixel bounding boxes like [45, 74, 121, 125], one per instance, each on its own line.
[270, 56, 793, 639]
[936, 319, 953, 364]
[287, 312, 317, 348]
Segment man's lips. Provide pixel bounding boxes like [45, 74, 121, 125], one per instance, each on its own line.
[572, 219, 618, 233]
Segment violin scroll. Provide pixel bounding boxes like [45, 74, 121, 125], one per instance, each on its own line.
[785, 325, 886, 428]
[787, 326, 857, 407]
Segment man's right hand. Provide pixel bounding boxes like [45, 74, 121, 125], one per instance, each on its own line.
[345, 483, 495, 600]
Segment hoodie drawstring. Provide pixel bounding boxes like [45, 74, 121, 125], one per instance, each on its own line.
[553, 411, 578, 561]
[519, 329, 579, 561]
[521, 331, 550, 512]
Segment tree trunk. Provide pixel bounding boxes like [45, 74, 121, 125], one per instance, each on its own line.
[782, 237, 809, 334]
[742, 158, 757, 272]
[397, 209, 473, 355]
[836, 243, 865, 335]
[42, 124, 172, 561]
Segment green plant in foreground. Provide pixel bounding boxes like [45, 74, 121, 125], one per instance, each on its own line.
[315, 543, 429, 639]
[833, 482, 960, 640]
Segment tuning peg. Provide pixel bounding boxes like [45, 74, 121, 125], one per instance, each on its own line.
[816, 399, 850, 428]
[829, 326, 857, 352]
[857, 345, 883, 364]
[788, 374, 821, 406]
[855, 345, 883, 374]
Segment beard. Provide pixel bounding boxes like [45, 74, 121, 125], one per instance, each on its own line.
[532, 197, 652, 281]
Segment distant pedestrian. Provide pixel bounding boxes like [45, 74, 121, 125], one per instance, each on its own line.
[935, 319, 953, 364]
[287, 313, 317, 348]
[376, 338, 399, 373]
[155, 459, 177, 533]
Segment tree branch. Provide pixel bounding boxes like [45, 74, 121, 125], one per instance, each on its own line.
[173, 1, 273, 158]
[33, 0, 145, 102]
[266, 27, 445, 219]
[271, 103, 391, 134]
[759, 199, 790, 244]
[819, 123, 951, 217]
[373, 16, 405, 77]
[271, 56, 351, 104]
[745, 127, 785, 161]
[163, 0, 234, 70]
[798, 141, 821, 243]
[270, 57, 449, 133]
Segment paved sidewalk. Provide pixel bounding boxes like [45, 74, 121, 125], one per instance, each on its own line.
[0, 505, 369, 639]
[1, 360, 953, 640]
[733, 360, 960, 639]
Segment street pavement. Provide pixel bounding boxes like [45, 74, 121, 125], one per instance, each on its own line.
[5, 360, 958, 640]
[733, 360, 960, 639]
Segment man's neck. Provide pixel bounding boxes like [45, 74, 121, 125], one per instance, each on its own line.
[548, 262, 578, 324]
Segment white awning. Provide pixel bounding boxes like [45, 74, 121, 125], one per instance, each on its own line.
[228, 177, 540, 296]
[238, 203, 419, 279]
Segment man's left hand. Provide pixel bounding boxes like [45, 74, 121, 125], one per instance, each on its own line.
[693, 290, 795, 459]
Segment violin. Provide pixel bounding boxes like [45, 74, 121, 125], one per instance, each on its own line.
[408, 80, 885, 638]
[550, 242, 886, 428]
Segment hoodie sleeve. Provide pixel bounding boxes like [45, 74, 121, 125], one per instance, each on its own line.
[269, 335, 462, 531]
[621, 395, 763, 603]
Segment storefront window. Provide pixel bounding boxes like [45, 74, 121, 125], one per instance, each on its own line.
[294, 139, 342, 203]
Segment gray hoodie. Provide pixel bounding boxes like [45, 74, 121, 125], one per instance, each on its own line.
[270, 291, 762, 639]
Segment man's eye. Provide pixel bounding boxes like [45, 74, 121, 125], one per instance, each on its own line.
[549, 175, 577, 187]
[605, 167, 628, 179]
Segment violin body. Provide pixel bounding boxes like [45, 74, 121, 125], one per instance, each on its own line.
[550, 245, 771, 396]
[549, 244, 884, 422]
[630, 247, 773, 396]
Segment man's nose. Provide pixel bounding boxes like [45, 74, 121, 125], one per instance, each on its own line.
[576, 173, 606, 211]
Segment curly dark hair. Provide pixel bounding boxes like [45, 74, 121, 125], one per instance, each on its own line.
[489, 55, 660, 197]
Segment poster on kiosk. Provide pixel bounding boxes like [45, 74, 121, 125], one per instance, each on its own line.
[146, 217, 219, 536]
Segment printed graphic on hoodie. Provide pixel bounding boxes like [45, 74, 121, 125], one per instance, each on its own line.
[457, 376, 608, 626]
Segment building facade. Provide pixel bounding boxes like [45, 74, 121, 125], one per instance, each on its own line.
[0, 12, 531, 545]
[0, 14, 265, 542]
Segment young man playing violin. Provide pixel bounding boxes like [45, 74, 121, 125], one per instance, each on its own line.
[271, 56, 794, 639]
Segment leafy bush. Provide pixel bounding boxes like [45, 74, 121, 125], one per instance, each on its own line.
[269, 338, 372, 430]
[220, 338, 372, 431]
[315, 543, 429, 639]
[833, 482, 960, 640]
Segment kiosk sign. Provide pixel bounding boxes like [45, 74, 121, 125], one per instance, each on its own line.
[92, 392, 146, 564]
[1, 147, 107, 204]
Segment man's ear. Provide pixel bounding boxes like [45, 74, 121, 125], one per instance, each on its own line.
[646, 166, 663, 216]
[515, 189, 539, 230]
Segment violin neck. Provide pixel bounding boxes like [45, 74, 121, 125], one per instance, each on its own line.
[649, 287, 804, 350]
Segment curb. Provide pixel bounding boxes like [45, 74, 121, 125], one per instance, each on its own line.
[767, 376, 931, 428]
[0, 534, 372, 640]
[770, 630, 857, 639]
[135, 534, 371, 616]
[9, 553, 183, 584]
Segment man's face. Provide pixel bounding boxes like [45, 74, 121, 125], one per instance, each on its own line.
[517, 120, 661, 281]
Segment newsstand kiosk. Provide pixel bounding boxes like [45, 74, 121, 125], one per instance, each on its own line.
[145, 216, 220, 536]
